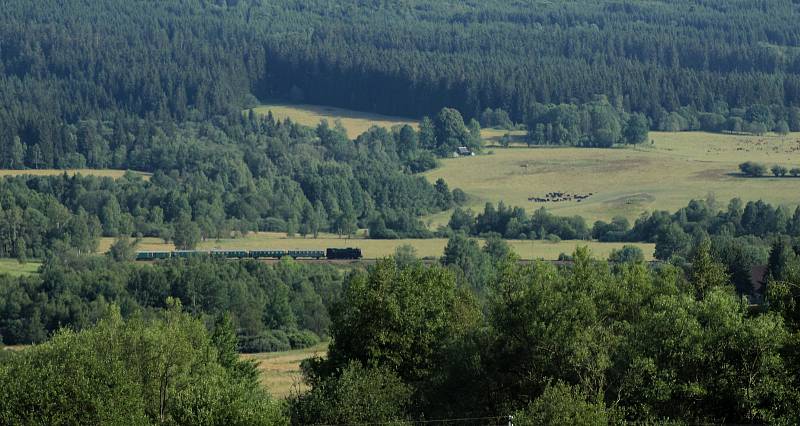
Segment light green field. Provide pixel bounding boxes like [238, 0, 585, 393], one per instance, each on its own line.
[248, 102, 517, 142]
[99, 233, 654, 260]
[241, 342, 329, 398]
[0, 169, 151, 180]
[0, 259, 41, 276]
[480, 128, 528, 146]
[249, 102, 418, 139]
[425, 131, 800, 224]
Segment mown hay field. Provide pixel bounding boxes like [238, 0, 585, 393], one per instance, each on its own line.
[425, 131, 800, 224]
[99, 233, 654, 261]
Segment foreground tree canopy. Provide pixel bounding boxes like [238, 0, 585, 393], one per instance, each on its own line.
[2, 242, 800, 424]
[0, 302, 286, 425]
[290, 249, 800, 425]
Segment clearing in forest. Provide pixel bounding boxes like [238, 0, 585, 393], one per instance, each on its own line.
[424, 131, 800, 225]
[241, 342, 329, 399]
[247, 102, 523, 141]
[248, 102, 418, 139]
[0, 259, 41, 276]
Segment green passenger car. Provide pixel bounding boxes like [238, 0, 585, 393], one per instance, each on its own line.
[250, 250, 286, 259]
[286, 250, 325, 259]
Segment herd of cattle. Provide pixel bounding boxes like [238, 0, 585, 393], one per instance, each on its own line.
[528, 192, 594, 203]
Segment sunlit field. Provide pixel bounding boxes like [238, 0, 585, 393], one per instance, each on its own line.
[425, 131, 800, 224]
[99, 233, 654, 260]
[241, 342, 329, 398]
[0, 259, 40, 276]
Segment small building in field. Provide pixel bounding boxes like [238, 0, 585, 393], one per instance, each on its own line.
[456, 146, 474, 156]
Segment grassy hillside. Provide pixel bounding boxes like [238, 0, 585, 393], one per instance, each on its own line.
[246, 103, 800, 225]
[99, 233, 654, 261]
[425, 131, 800, 224]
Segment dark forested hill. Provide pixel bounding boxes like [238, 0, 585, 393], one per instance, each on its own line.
[4, 0, 800, 128]
[3, 0, 800, 249]
[263, 0, 800, 122]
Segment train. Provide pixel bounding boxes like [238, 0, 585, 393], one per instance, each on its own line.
[135, 247, 363, 261]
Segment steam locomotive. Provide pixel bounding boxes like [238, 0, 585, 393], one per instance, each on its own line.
[135, 247, 363, 261]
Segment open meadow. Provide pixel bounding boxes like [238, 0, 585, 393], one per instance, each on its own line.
[0, 169, 151, 180]
[241, 342, 329, 399]
[249, 102, 418, 139]
[425, 131, 800, 224]
[0, 259, 40, 276]
[246, 103, 800, 225]
[99, 233, 654, 260]
[248, 102, 520, 141]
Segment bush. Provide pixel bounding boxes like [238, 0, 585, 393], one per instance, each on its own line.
[739, 161, 767, 177]
[609, 245, 645, 264]
[239, 330, 291, 353]
[261, 217, 287, 232]
[239, 329, 320, 353]
[289, 362, 411, 425]
[452, 188, 468, 205]
[513, 382, 609, 426]
[772, 165, 789, 177]
[286, 329, 321, 349]
[790, 168, 800, 177]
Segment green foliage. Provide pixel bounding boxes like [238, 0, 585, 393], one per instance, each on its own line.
[772, 165, 789, 177]
[740, 161, 768, 177]
[289, 362, 411, 425]
[173, 215, 201, 250]
[428, 107, 482, 156]
[624, 113, 650, 145]
[608, 245, 645, 264]
[0, 305, 287, 425]
[513, 382, 609, 426]
[393, 244, 420, 269]
[0, 257, 343, 347]
[689, 239, 730, 299]
[326, 260, 462, 384]
[108, 236, 139, 262]
[450, 202, 591, 241]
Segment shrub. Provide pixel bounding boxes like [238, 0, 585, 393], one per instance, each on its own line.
[772, 165, 789, 177]
[608, 245, 645, 264]
[286, 329, 321, 349]
[739, 161, 767, 177]
[513, 382, 610, 426]
[791, 168, 800, 177]
[239, 330, 291, 353]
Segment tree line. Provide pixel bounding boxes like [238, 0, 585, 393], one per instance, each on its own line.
[4, 233, 800, 423]
[0, 111, 474, 259]
[0, 254, 344, 350]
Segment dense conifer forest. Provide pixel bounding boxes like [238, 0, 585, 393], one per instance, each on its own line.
[3, 0, 800, 424]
